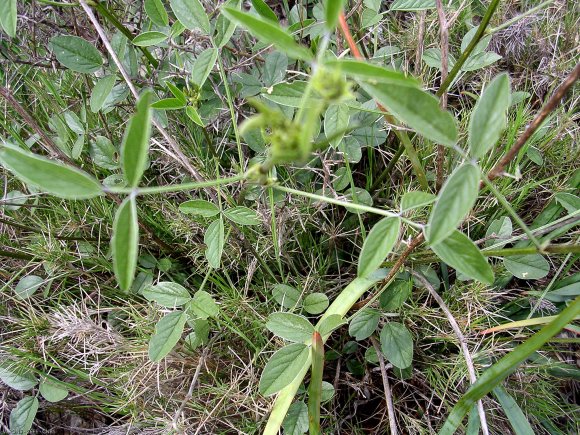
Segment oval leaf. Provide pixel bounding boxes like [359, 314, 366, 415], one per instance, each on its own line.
[14, 275, 44, 299]
[401, 191, 436, 212]
[132, 31, 168, 47]
[283, 401, 309, 435]
[170, 0, 210, 33]
[431, 230, 494, 285]
[142, 281, 192, 307]
[90, 75, 116, 113]
[204, 217, 224, 268]
[349, 308, 380, 341]
[9, 396, 38, 435]
[266, 313, 314, 343]
[50, 35, 103, 73]
[222, 8, 313, 61]
[468, 73, 511, 159]
[39, 379, 69, 403]
[224, 206, 260, 226]
[0, 0, 17, 38]
[148, 310, 188, 362]
[326, 59, 420, 87]
[358, 217, 401, 278]
[121, 90, 153, 187]
[0, 363, 37, 391]
[0, 144, 103, 199]
[191, 48, 218, 87]
[259, 343, 310, 396]
[179, 199, 219, 217]
[190, 290, 219, 319]
[272, 284, 301, 309]
[359, 81, 457, 146]
[503, 254, 550, 280]
[380, 322, 413, 369]
[303, 293, 329, 315]
[426, 163, 480, 245]
[145, 0, 169, 26]
[112, 196, 139, 292]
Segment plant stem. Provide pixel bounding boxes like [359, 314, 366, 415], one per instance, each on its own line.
[484, 243, 580, 257]
[104, 174, 245, 195]
[436, 0, 500, 96]
[271, 184, 420, 228]
[308, 332, 323, 435]
[370, 143, 404, 195]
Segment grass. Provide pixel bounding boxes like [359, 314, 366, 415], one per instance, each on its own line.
[1, 0, 579, 433]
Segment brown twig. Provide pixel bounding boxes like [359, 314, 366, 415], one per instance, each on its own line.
[370, 336, 398, 435]
[487, 62, 580, 182]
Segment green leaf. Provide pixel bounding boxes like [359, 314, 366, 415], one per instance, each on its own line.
[166, 82, 187, 104]
[150, 97, 186, 110]
[325, 0, 346, 30]
[503, 254, 550, 280]
[555, 192, 580, 213]
[50, 35, 103, 73]
[39, 379, 69, 403]
[422, 48, 456, 71]
[426, 163, 480, 245]
[266, 313, 315, 343]
[142, 281, 192, 307]
[317, 314, 346, 337]
[400, 190, 436, 212]
[121, 90, 153, 187]
[0, 363, 37, 391]
[359, 81, 457, 146]
[191, 47, 218, 87]
[380, 280, 411, 311]
[262, 81, 320, 108]
[263, 52, 288, 87]
[349, 308, 380, 341]
[112, 196, 139, 292]
[462, 52, 502, 72]
[357, 217, 400, 278]
[468, 73, 511, 159]
[485, 216, 512, 248]
[148, 310, 188, 362]
[90, 135, 119, 170]
[185, 318, 210, 349]
[259, 343, 310, 396]
[251, 0, 278, 22]
[9, 396, 38, 435]
[170, 0, 210, 33]
[0, 143, 103, 199]
[189, 290, 220, 319]
[204, 217, 224, 268]
[283, 401, 309, 435]
[185, 106, 205, 126]
[303, 293, 329, 315]
[439, 297, 580, 435]
[390, 0, 435, 11]
[145, 0, 169, 26]
[215, 0, 240, 48]
[223, 206, 260, 226]
[324, 103, 350, 148]
[0, 0, 17, 37]
[132, 31, 168, 47]
[179, 199, 220, 217]
[326, 59, 420, 87]
[431, 230, 494, 285]
[493, 386, 534, 435]
[272, 284, 302, 309]
[380, 322, 413, 369]
[14, 275, 44, 299]
[90, 75, 116, 113]
[222, 8, 313, 61]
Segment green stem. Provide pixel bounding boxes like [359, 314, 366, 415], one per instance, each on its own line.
[92, 1, 159, 68]
[37, 0, 78, 6]
[371, 143, 405, 194]
[436, 0, 500, 96]
[487, 1, 554, 35]
[482, 177, 542, 249]
[0, 247, 34, 261]
[484, 244, 580, 257]
[439, 296, 580, 434]
[104, 174, 245, 195]
[271, 184, 421, 228]
[393, 127, 429, 191]
[308, 332, 323, 435]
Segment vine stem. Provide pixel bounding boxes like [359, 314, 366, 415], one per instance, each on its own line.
[434, 0, 449, 192]
[104, 174, 246, 195]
